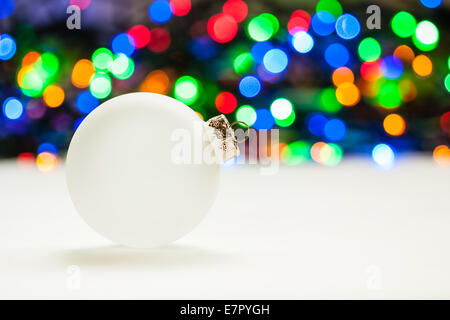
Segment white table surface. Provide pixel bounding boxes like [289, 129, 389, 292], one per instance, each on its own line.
[1, 156, 449, 299]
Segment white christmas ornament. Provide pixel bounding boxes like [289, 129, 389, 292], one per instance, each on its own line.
[66, 92, 239, 248]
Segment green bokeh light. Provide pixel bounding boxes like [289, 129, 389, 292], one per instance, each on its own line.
[445, 74, 450, 93]
[92, 48, 114, 71]
[111, 54, 134, 80]
[21, 72, 43, 97]
[412, 20, 439, 52]
[236, 105, 257, 127]
[89, 72, 112, 99]
[358, 37, 381, 62]
[247, 15, 276, 42]
[319, 88, 342, 113]
[316, 0, 343, 18]
[282, 141, 310, 165]
[391, 11, 416, 38]
[259, 13, 279, 34]
[233, 52, 254, 75]
[174, 76, 200, 105]
[275, 111, 295, 127]
[378, 82, 402, 108]
[323, 143, 343, 166]
[33, 53, 59, 84]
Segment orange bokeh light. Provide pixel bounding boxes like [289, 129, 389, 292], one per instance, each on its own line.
[335, 82, 360, 106]
[433, 145, 450, 167]
[196, 111, 204, 120]
[383, 113, 406, 136]
[310, 142, 327, 163]
[412, 55, 432, 77]
[139, 70, 170, 95]
[43, 84, 65, 108]
[22, 51, 40, 67]
[71, 59, 95, 88]
[332, 67, 354, 87]
[393, 45, 415, 63]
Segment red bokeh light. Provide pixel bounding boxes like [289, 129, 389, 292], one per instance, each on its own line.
[288, 17, 310, 34]
[287, 10, 311, 35]
[170, 0, 191, 16]
[360, 60, 382, 82]
[291, 9, 311, 22]
[207, 13, 238, 43]
[222, 0, 248, 23]
[128, 25, 151, 49]
[441, 112, 450, 134]
[215, 92, 237, 114]
[17, 152, 35, 168]
[148, 28, 171, 53]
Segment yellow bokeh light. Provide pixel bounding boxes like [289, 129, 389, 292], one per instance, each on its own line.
[36, 152, 58, 172]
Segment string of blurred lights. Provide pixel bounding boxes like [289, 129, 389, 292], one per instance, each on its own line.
[0, 0, 449, 172]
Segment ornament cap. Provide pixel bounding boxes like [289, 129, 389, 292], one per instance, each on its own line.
[205, 114, 240, 161]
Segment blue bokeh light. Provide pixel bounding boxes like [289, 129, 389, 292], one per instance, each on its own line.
[253, 109, 275, 130]
[2, 97, 23, 120]
[292, 31, 314, 54]
[38, 142, 57, 155]
[324, 43, 349, 68]
[335, 14, 361, 40]
[307, 113, 328, 136]
[263, 49, 288, 74]
[76, 91, 99, 115]
[74, 117, 85, 131]
[111, 33, 136, 56]
[420, 0, 442, 8]
[251, 42, 273, 64]
[324, 119, 346, 141]
[0, 33, 16, 61]
[239, 75, 262, 98]
[0, 0, 15, 19]
[148, 0, 173, 24]
[311, 11, 336, 36]
[189, 36, 218, 60]
[372, 143, 396, 169]
[380, 56, 404, 79]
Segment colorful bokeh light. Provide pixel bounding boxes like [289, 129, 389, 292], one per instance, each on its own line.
[358, 37, 381, 62]
[148, 0, 173, 24]
[335, 14, 360, 40]
[174, 75, 200, 105]
[239, 75, 261, 98]
[391, 11, 416, 38]
[215, 92, 237, 114]
[372, 143, 395, 168]
[2, 97, 23, 120]
[292, 31, 314, 54]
